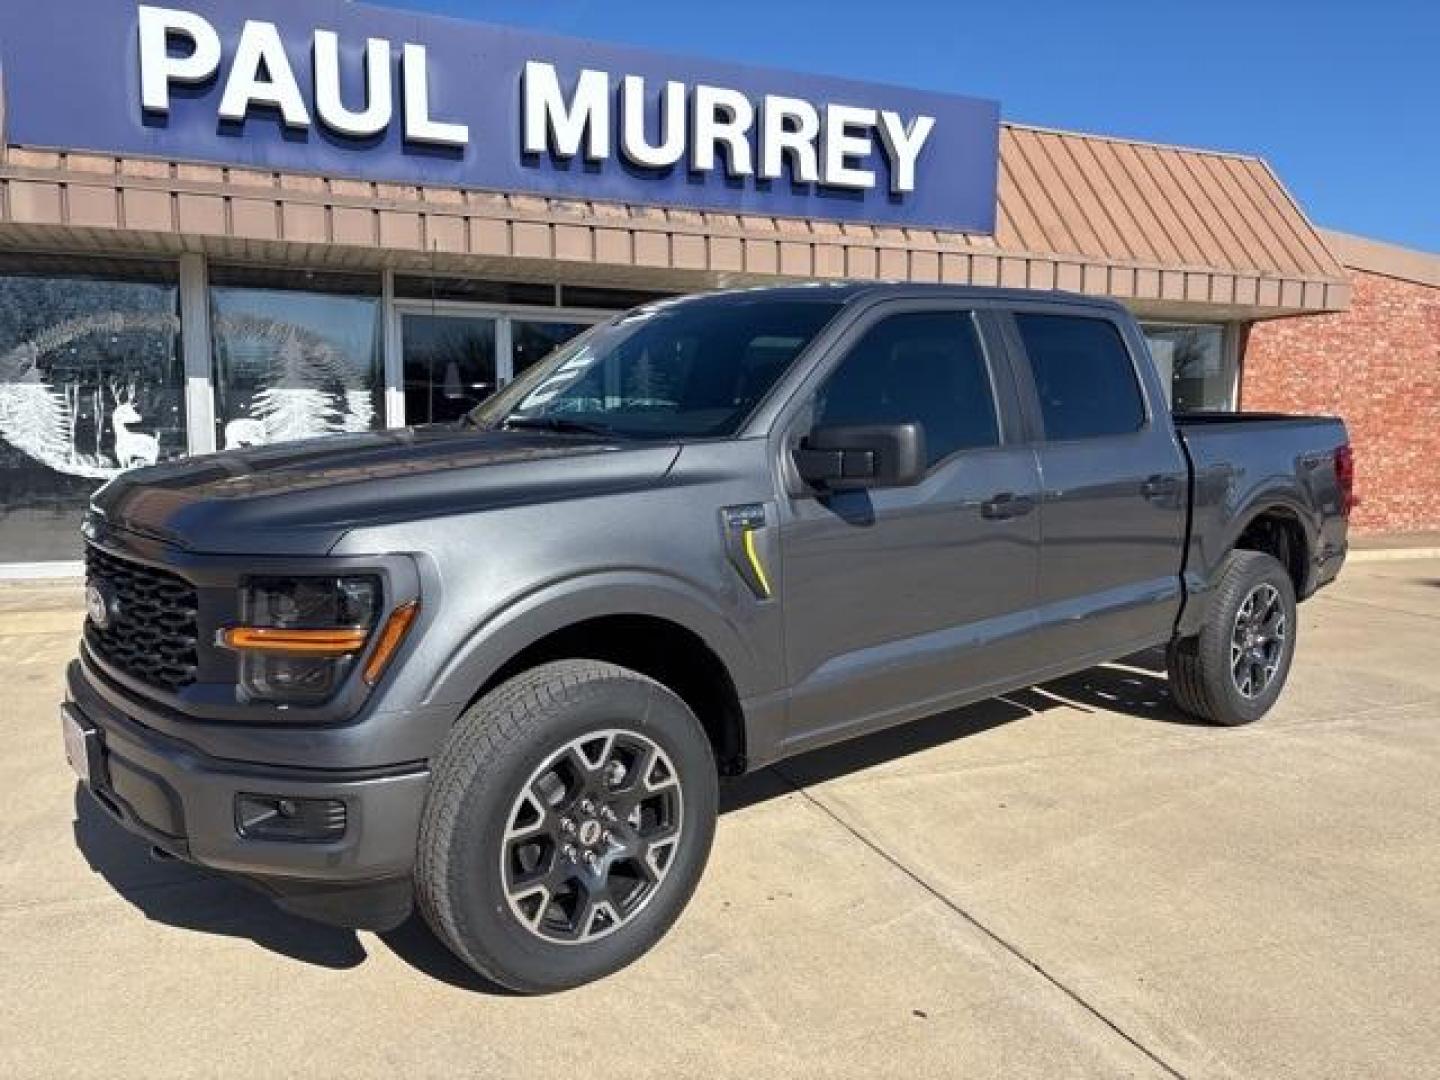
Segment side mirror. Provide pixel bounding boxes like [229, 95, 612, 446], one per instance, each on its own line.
[794, 423, 926, 491]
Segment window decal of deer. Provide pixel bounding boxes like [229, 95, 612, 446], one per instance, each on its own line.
[0, 310, 376, 479]
[109, 383, 160, 470]
[0, 312, 180, 479]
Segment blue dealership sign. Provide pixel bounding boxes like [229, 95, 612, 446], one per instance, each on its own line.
[0, 0, 1000, 233]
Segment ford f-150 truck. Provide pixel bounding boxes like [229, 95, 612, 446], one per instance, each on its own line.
[63, 285, 1352, 991]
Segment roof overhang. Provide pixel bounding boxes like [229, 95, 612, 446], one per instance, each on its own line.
[1319, 228, 1440, 289]
[0, 126, 1351, 320]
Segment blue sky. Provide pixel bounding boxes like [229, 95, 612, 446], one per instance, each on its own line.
[380, 0, 1440, 253]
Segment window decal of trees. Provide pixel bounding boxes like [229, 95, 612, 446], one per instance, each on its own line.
[214, 315, 376, 450]
[0, 307, 379, 478]
[0, 311, 181, 479]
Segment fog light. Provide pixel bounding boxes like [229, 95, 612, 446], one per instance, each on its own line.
[236, 794, 347, 842]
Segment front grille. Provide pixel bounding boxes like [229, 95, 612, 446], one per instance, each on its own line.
[84, 546, 199, 691]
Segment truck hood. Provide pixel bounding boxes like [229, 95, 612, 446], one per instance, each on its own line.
[90, 426, 682, 556]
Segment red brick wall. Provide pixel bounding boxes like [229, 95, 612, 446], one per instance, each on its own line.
[1242, 269, 1440, 534]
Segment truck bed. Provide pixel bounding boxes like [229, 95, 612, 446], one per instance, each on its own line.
[1174, 410, 1350, 610]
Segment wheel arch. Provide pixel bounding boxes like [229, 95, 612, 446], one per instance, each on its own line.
[1179, 492, 1317, 639]
[1229, 498, 1313, 597]
[426, 573, 762, 776]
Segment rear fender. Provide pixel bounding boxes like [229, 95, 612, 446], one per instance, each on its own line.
[1179, 489, 1318, 637]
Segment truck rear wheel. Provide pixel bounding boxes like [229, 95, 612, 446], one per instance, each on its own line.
[416, 660, 718, 993]
[1167, 550, 1298, 726]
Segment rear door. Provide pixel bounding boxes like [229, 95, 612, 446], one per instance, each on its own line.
[775, 302, 1043, 753]
[1001, 306, 1189, 666]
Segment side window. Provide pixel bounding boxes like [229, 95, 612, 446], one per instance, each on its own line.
[815, 311, 999, 467]
[1013, 313, 1146, 440]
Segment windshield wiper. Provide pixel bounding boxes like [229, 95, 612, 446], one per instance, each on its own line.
[500, 416, 620, 437]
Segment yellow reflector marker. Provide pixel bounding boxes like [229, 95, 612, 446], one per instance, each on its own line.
[742, 528, 772, 598]
[363, 601, 421, 686]
[220, 626, 370, 656]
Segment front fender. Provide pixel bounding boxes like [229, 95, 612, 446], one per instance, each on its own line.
[423, 570, 770, 713]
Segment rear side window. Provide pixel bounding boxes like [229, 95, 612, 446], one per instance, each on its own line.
[1014, 314, 1145, 440]
[816, 311, 999, 467]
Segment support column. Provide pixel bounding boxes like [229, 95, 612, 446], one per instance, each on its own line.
[496, 316, 514, 387]
[382, 268, 405, 429]
[178, 253, 216, 455]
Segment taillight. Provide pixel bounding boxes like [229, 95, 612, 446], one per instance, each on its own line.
[1335, 444, 1358, 517]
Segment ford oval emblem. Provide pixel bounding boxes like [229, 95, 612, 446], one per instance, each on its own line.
[85, 582, 116, 630]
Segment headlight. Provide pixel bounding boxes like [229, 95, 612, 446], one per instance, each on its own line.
[224, 576, 381, 705]
[246, 575, 379, 630]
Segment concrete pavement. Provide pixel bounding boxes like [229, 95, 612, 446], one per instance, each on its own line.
[2, 560, 1438, 1078]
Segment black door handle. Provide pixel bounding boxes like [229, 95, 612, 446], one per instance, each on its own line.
[981, 493, 1036, 520]
[1142, 475, 1179, 501]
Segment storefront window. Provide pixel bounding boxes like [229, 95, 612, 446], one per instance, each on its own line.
[402, 314, 499, 424]
[0, 256, 182, 562]
[210, 268, 383, 450]
[1142, 324, 1232, 412]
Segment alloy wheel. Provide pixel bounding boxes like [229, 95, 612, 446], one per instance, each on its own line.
[500, 729, 683, 944]
[1230, 582, 1287, 699]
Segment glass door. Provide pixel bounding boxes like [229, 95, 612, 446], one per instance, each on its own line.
[395, 302, 606, 427]
[510, 317, 594, 379]
[400, 312, 500, 426]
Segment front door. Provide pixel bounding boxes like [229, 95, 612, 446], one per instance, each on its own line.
[777, 306, 1043, 754]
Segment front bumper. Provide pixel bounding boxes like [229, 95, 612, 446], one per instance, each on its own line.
[66, 661, 430, 929]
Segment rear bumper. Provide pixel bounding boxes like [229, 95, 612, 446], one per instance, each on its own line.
[1312, 536, 1347, 595]
[65, 661, 429, 929]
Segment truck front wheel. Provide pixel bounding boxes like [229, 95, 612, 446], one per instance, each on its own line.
[416, 660, 718, 993]
[1167, 550, 1299, 726]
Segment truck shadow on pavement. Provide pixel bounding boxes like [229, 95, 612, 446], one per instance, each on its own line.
[724, 647, 1202, 809]
[71, 788, 521, 993]
[72, 790, 369, 970]
[71, 649, 1197, 994]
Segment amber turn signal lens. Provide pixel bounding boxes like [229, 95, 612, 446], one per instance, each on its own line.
[362, 601, 420, 686]
[219, 626, 370, 656]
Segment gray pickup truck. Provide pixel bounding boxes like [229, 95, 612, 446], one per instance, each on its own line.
[64, 284, 1352, 991]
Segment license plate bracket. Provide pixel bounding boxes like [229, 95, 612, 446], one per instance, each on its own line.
[61, 704, 104, 787]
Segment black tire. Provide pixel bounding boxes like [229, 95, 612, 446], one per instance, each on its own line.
[1167, 550, 1298, 727]
[416, 660, 718, 993]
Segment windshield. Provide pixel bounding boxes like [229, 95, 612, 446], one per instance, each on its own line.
[471, 295, 845, 439]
